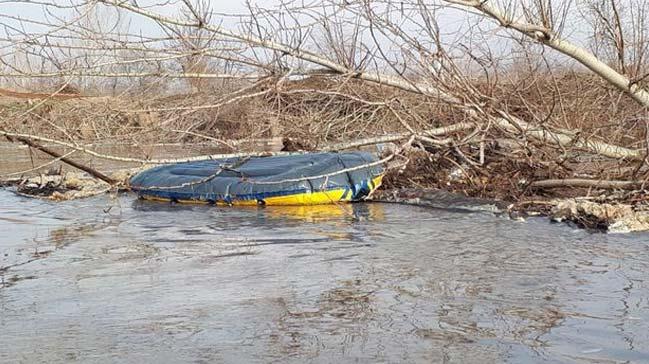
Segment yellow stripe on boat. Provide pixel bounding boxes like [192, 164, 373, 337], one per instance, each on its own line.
[139, 175, 384, 206]
[130, 152, 384, 206]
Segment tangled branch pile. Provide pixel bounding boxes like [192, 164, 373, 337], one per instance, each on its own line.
[1, 0, 649, 229]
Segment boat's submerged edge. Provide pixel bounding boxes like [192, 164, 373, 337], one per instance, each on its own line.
[136, 175, 383, 206]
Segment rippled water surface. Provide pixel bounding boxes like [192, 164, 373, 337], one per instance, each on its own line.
[1, 189, 648, 363]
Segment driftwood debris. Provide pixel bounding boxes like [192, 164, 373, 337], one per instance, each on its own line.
[1, 1, 649, 231]
[11, 137, 117, 185]
[550, 199, 649, 233]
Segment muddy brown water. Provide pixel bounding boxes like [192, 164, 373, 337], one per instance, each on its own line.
[1, 190, 648, 363]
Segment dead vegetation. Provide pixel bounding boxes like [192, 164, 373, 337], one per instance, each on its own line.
[2, 74, 645, 200]
[1, 0, 649, 231]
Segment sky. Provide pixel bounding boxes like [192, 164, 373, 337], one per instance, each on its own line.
[0, 0, 595, 52]
[0, 0, 599, 78]
[0, 0, 472, 36]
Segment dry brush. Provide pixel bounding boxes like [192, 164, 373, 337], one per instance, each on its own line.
[0, 0, 648, 213]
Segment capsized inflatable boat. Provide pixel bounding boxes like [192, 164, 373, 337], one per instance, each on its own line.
[129, 152, 384, 206]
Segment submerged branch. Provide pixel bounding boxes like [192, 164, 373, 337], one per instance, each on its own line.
[530, 179, 645, 190]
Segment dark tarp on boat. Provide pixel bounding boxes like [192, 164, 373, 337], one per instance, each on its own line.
[129, 151, 383, 205]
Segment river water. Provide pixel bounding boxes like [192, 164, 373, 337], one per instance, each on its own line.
[1, 189, 648, 363]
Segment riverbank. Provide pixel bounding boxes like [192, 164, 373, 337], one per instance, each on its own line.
[3, 166, 649, 233]
[2, 77, 648, 233]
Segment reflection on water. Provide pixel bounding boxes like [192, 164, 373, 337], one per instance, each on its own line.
[1, 190, 648, 363]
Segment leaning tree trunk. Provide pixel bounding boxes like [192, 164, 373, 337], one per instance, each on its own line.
[446, 0, 649, 109]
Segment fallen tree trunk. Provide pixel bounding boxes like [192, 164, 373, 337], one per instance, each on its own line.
[493, 116, 644, 161]
[445, 0, 649, 109]
[12, 137, 117, 185]
[325, 122, 475, 151]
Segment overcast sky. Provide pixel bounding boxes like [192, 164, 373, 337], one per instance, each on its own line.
[0, 0, 593, 71]
[1, 0, 592, 43]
